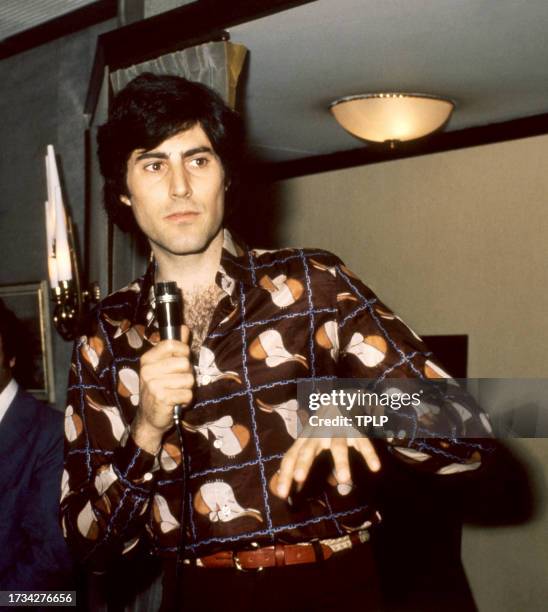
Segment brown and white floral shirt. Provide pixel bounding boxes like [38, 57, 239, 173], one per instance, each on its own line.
[61, 229, 493, 566]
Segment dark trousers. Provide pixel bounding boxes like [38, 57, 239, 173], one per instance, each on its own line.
[161, 543, 382, 612]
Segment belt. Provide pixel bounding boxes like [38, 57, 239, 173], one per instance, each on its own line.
[184, 529, 370, 571]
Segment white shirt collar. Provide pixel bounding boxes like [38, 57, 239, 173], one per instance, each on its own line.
[0, 378, 18, 425]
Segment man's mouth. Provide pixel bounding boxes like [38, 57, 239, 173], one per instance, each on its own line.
[164, 211, 200, 222]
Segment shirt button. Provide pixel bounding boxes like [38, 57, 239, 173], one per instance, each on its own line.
[201, 374, 211, 385]
[213, 439, 223, 449]
[143, 473, 153, 482]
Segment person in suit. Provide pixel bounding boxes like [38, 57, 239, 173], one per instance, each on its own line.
[0, 300, 72, 590]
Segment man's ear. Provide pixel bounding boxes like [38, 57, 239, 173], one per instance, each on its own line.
[120, 195, 131, 206]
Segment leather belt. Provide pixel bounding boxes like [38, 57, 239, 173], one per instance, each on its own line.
[185, 530, 369, 571]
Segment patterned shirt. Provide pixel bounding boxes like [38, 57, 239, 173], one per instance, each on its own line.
[61, 229, 493, 567]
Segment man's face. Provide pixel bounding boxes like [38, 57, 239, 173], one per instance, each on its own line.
[0, 334, 13, 393]
[122, 123, 226, 257]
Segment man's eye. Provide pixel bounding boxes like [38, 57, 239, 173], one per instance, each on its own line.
[189, 157, 209, 168]
[144, 161, 164, 172]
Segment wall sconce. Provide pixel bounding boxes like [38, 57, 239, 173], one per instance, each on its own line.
[45, 145, 99, 340]
[330, 93, 455, 146]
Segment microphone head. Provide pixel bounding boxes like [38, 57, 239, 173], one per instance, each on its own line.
[155, 281, 180, 304]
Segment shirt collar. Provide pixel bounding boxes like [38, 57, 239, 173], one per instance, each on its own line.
[218, 228, 256, 289]
[0, 378, 18, 426]
[136, 228, 255, 328]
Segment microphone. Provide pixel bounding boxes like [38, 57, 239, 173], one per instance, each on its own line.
[155, 281, 183, 341]
[155, 281, 185, 424]
[155, 281, 189, 579]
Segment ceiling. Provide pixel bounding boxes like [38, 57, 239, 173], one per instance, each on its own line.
[0, 0, 96, 41]
[229, 0, 548, 161]
[3, 0, 548, 164]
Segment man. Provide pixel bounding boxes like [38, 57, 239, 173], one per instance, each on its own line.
[62, 73, 493, 611]
[0, 301, 72, 591]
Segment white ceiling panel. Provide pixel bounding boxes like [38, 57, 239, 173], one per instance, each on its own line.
[230, 0, 548, 161]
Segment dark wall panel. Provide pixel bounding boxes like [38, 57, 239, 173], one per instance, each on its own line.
[0, 18, 116, 407]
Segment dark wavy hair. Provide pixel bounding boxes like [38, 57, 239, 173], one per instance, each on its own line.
[97, 72, 244, 233]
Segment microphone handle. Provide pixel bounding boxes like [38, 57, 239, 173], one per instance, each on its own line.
[158, 302, 182, 342]
[155, 284, 185, 422]
[159, 319, 185, 424]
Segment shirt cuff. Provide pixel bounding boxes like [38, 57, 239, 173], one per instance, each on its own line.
[113, 435, 157, 484]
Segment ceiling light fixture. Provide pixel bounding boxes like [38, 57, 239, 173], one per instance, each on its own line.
[329, 93, 455, 146]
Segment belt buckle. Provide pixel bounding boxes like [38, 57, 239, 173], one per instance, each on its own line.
[233, 541, 264, 572]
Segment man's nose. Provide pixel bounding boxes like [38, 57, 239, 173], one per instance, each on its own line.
[170, 163, 192, 198]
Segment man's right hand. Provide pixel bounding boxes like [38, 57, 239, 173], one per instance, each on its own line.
[131, 325, 194, 454]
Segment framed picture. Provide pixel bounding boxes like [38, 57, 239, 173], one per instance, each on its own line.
[0, 281, 55, 403]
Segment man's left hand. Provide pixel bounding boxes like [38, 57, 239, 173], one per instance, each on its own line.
[275, 436, 381, 498]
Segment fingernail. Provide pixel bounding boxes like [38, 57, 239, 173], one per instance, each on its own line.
[371, 460, 380, 472]
[294, 469, 305, 481]
[277, 484, 287, 497]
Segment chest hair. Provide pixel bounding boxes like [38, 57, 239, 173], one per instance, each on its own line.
[183, 285, 224, 360]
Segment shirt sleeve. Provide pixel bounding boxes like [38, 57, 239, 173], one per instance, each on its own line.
[61, 310, 157, 569]
[331, 257, 495, 475]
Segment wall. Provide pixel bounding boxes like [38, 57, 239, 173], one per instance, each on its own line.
[265, 134, 548, 611]
[0, 19, 115, 407]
